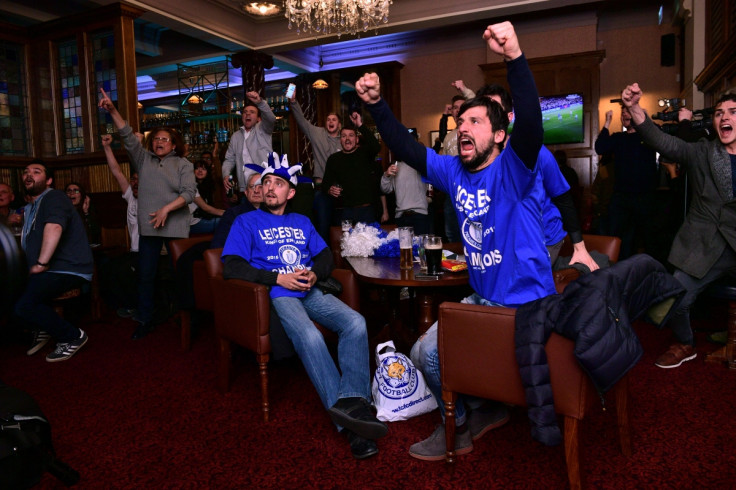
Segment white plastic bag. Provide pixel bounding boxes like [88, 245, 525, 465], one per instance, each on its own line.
[371, 340, 437, 422]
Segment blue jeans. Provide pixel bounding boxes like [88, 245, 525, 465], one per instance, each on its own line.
[137, 235, 173, 324]
[272, 288, 370, 410]
[14, 272, 87, 342]
[410, 293, 500, 425]
[667, 246, 736, 345]
[190, 218, 220, 235]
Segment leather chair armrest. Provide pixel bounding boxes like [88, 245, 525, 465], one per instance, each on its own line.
[210, 275, 271, 353]
[331, 268, 360, 311]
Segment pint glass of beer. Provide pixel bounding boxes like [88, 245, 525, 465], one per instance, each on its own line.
[425, 236, 443, 275]
[398, 226, 414, 270]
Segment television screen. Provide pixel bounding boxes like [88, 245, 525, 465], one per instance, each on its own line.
[508, 93, 584, 145]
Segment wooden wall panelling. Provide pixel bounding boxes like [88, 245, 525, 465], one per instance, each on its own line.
[480, 51, 605, 192]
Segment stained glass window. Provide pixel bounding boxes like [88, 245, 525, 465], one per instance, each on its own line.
[0, 41, 29, 155]
[58, 39, 84, 154]
[92, 30, 117, 138]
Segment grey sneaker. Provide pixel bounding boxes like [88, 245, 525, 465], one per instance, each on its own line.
[468, 403, 510, 441]
[27, 331, 51, 356]
[46, 330, 88, 362]
[409, 424, 472, 461]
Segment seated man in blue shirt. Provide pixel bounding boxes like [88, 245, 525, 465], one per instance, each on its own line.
[221, 155, 386, 460]
[356, 21, 552, 460]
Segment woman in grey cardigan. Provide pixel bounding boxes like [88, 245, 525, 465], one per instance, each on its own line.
[98, 88, 196, 339]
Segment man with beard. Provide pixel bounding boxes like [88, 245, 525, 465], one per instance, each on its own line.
[321, 112, 387, 224]
[356, 21, 551, 460]
[14, 161, 93, 362]
[222, 91, 276, 198]
[621, 85, 736, 369]
[222, 156, 386, 460]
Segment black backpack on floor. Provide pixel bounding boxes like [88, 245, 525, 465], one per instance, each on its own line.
[0, 381, 80, 488]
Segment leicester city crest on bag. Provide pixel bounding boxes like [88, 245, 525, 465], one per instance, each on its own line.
[371, 340, 437, 422]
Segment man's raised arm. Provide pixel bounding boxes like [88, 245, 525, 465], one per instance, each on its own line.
[356, 74, 428, 176]
[486, 22, 543, 170]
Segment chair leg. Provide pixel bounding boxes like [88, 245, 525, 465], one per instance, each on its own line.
[706, 299, 736, 368]
[563, 415, 582, 490]
[217, 336, 232, 393]
[443, 390, 457, 464]
[258, 353, 270, 422]
[615, 374, 632, 457]
[728, 300, 736, 370]
[180, 310, 191, 352]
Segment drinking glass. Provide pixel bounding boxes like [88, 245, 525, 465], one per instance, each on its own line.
[416, 234, 430, 272]
[398, 226, 414, 270]
[425, 235, 443, 275]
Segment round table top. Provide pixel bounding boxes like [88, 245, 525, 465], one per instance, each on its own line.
[344, 256, 469, 288]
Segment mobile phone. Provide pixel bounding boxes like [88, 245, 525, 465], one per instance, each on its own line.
[285, 83, 296, 99]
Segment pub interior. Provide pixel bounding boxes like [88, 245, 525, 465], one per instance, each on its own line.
[1, 0, 735, 487]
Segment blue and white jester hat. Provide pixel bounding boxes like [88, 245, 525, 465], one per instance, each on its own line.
[257, 152, 302, 187]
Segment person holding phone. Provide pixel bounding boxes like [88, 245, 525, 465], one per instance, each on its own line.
[222, 91, 276, 199]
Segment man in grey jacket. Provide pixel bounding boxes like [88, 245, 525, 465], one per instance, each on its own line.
[288, 94, 342, 242]
[222, 91, 276, 196]
[622, 83, 736, 368]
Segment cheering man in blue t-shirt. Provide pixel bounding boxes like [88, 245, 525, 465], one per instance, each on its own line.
[356, 21, 552, 461]
[221, 154, 387, 460]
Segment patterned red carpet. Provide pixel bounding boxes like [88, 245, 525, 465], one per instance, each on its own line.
[1, 311, 735, 489]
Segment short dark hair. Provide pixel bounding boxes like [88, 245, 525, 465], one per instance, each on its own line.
[27, 158, 53, 182]
[243, 101, 260, 118]
[716, 92, 736, 108]
[341, 123, 358, 136]
[451, 95, 465, 105]
[476, 84, 513, 114]
[457, 96, 510, 150]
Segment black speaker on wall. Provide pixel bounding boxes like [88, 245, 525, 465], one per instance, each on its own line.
[661, 33, 676, 66]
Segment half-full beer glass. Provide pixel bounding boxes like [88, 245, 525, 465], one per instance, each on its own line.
[398, 226, 414, 270]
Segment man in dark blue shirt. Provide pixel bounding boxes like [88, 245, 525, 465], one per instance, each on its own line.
[594, 106, 658, 259]
[15, 161, 92, 362]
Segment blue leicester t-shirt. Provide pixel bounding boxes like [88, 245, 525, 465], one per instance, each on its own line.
[222, 209, 328, 299]
[538, 146, 570, 246]
[425, 146, 556, 307]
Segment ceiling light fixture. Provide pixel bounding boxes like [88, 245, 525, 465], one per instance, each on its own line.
[312, 79, 329, 89]
[187, 94, 204, 104]
[284, 0, 392, 37]
[244, 2, 281, 16]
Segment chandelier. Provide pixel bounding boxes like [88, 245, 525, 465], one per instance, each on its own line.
[284, 0, 392, 37]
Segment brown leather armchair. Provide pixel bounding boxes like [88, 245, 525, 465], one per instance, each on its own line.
[168, 234, 213, 351]
[438, 234, 626, 489]
[203, 248, 361, 422]
[439, 304, 631, 490]
[554, 234, 622, 293]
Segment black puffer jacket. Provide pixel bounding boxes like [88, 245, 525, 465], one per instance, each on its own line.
[515, 254, 684, 446]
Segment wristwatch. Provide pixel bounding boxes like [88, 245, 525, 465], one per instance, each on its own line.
[36, 260, 48, 267]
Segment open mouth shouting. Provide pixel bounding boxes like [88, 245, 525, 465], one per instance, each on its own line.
[458, 135, 476, 160]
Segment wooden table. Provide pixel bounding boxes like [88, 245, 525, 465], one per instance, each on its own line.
[345, 255, 470, 348]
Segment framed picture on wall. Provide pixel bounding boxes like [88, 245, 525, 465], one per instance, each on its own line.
[429, 131, 440, 148]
